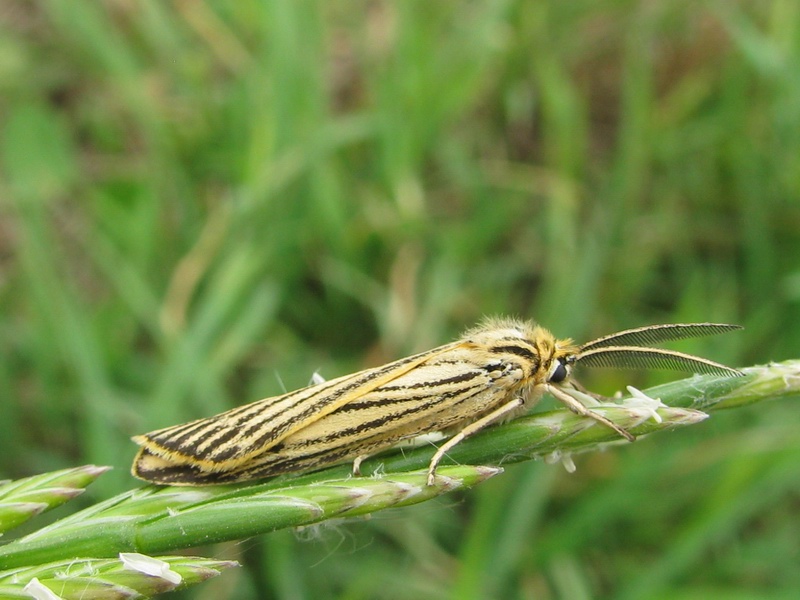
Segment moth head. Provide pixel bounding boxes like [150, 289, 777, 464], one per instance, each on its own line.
[546, 345, 578, 384]
[466, 318, 579, 384]
[519, 324, 577, 384]
[505, 324, 577, 384]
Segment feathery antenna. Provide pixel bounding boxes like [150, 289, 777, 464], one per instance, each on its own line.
[576, 323, 743, 376]
[580, 323, 743, 352]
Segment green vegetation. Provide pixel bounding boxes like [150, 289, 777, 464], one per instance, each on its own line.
[2, 1, 799, 598]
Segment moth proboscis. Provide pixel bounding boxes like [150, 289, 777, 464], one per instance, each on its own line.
[131, 318, 742, 486]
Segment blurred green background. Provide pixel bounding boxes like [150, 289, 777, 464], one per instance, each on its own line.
[2, 1, 800, 598]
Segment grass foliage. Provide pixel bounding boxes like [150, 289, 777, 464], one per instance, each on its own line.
[2, 1, 800, 598]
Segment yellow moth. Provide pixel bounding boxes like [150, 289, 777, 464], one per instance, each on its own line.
[131, 318, 742, 486]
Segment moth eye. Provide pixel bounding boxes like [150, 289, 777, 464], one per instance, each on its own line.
[548, 358, 569, 383]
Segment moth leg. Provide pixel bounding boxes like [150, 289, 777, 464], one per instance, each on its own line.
[352, 455, 368, 477]
[545, 384, 636, 442]
[427, 397, 524, 486]
[566, 379, 607, 403]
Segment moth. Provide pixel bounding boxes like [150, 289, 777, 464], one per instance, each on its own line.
[131, 318, 742, 486]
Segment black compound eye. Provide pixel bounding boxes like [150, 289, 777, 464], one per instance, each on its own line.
[548, 358, 568, 383]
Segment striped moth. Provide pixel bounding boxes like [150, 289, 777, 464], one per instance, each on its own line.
[132, 318, 742, 486]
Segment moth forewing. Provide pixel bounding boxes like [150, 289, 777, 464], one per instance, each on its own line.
[132, 341, 463, 475]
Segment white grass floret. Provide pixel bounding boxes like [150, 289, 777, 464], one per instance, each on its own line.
[120, 552, 182, 585]
[624, 386, 667, 423]
[23, 578, 63, 600]
[545, 450, 577, 473]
